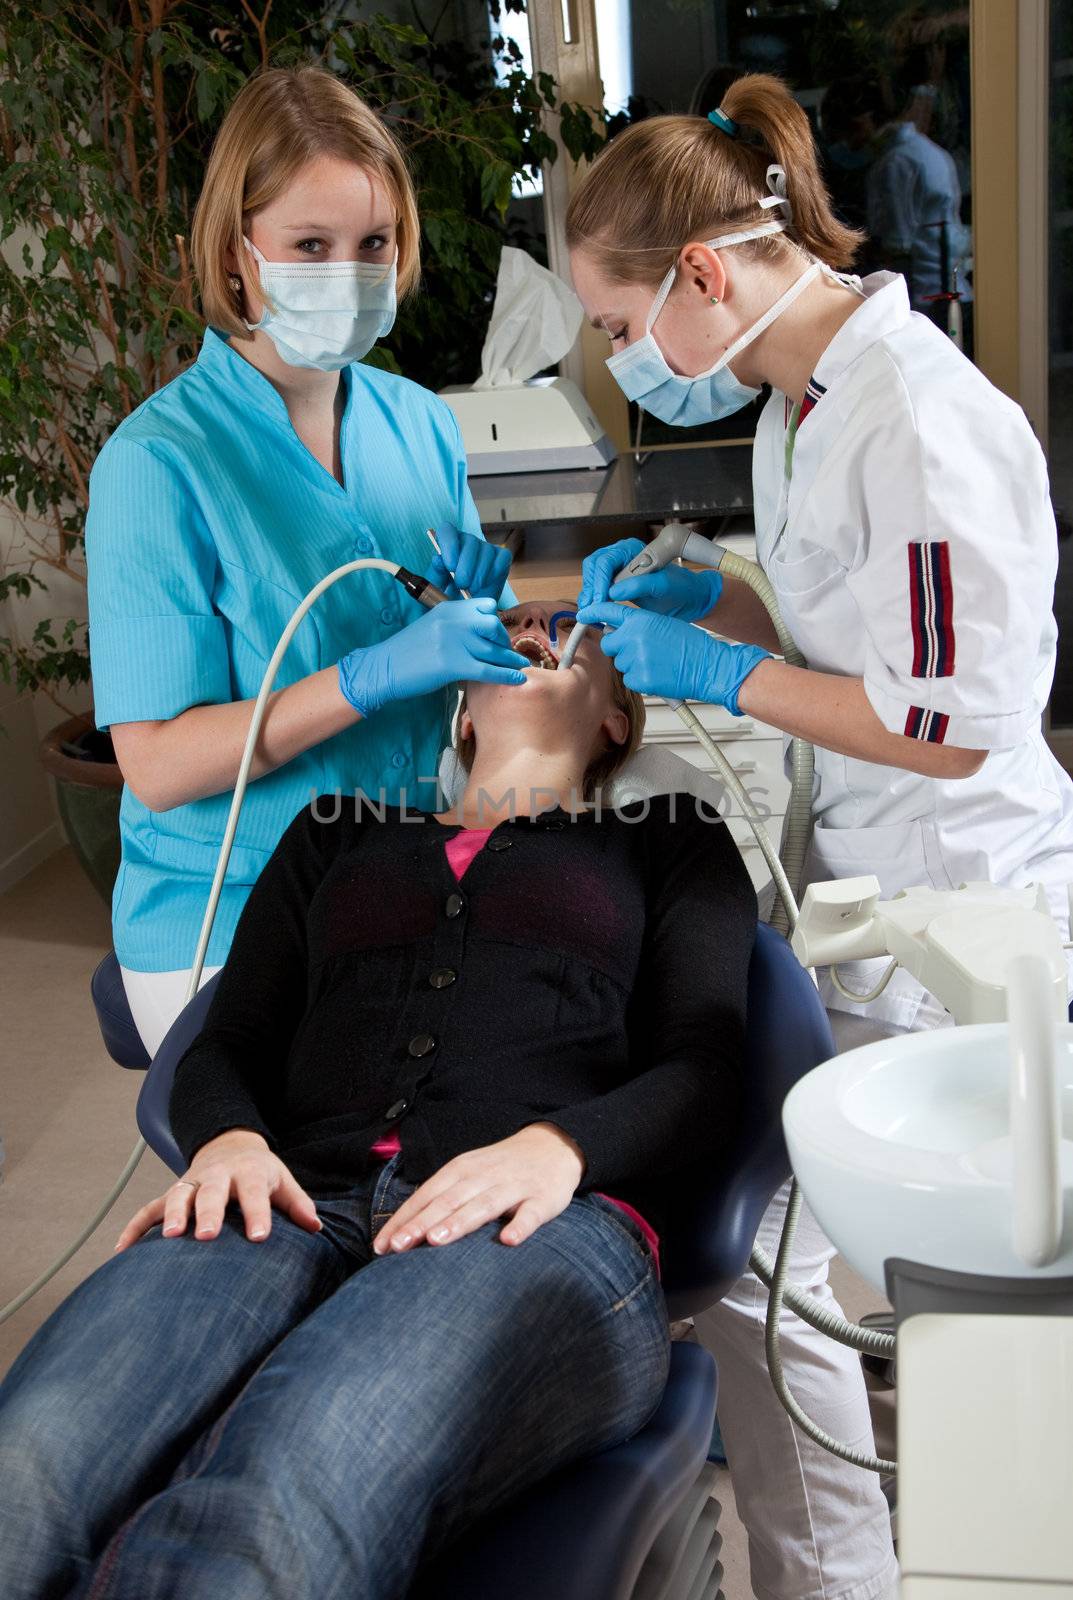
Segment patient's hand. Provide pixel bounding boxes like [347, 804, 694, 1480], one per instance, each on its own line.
[112, 1128, 322, 1252]
[373, 1123, 586, 1255]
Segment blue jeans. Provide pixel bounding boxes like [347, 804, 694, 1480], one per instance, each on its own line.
[0, 1156, 669, 1600]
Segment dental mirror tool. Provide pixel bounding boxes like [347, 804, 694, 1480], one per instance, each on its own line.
[425, 526, 472, 600]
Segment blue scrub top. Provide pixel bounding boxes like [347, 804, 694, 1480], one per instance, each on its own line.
[86, 327, 510, 972]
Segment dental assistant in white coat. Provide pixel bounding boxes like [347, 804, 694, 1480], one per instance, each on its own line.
[567, 71, 1073, 1600]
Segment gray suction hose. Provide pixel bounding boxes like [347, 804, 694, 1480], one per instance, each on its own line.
[0, 557, 437, 1329]
[689, 539, 896, 1469]
[579, 524, 897, 1472]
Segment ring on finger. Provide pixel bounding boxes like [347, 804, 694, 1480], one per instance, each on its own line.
[173, 1179, 200, 1193]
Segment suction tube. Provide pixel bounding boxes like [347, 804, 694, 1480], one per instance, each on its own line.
[583, 523, 814, 933]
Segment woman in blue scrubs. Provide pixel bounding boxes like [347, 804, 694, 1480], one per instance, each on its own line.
[86, 66, 527, 1052]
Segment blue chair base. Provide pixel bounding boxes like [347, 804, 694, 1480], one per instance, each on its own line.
[90, 951, 150, 1070]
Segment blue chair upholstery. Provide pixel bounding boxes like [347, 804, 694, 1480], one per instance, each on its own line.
[91, 921, 835, 1598]
[91, 951, 150, 1071]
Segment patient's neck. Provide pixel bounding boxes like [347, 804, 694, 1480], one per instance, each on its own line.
[450, 730, 593, 827]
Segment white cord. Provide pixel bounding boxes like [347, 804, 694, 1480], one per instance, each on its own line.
[764, 1181, 898, 1474]
[668, 545, 899, 1471]
[0, 556, 404, 1329]
[674, 702, 799, 931]
[830, 959, 899, 1005]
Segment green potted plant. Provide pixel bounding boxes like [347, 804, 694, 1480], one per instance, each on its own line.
[0, 0, 603, 904]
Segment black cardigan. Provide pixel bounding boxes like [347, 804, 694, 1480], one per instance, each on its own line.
[169, 794, 757, 1236]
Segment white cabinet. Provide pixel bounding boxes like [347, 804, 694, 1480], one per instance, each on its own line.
[639, 534, 790, 891]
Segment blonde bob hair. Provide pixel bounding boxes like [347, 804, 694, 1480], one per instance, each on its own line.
[566, 72, 864, 286]
[191, 66, 420, 338]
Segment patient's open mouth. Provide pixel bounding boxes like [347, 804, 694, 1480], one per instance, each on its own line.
[513, 634, 559, 671]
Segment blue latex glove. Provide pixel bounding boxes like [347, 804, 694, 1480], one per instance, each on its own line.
[576, 602, 771, 715]
[338, 598, 529, 718]
[577, 538, 644, 609]
[426, 521, 511, 601]
[577, 537, 723, 621]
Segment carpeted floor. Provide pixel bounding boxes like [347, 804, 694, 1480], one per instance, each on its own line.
[0, 844, 895, 1598]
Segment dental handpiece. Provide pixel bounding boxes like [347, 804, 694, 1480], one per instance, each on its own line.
[393, 565, 450, 608]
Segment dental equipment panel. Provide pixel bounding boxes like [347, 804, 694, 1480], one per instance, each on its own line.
[789, 877, 1069, 1025]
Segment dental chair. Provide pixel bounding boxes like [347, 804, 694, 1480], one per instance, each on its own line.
[89, 742, 833, 1600]
[90, 918, 832, 1600]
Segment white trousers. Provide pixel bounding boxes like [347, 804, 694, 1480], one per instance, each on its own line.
[693, 1004, 948, 1600]
[119, 965, 223, 1057]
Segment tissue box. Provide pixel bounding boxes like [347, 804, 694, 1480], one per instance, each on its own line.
[439, 376, 616, 476]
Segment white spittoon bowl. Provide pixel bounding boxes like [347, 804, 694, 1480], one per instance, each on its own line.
[783, 1023, 1073, 1293]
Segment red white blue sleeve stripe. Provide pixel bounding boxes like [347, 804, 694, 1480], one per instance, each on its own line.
[904, 539, 956, 742]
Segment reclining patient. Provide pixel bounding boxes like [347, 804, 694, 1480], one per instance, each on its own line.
[0, 599, 756, 1600]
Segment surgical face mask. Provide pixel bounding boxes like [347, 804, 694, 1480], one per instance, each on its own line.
[605, 167, 836, 427]
[241, 238, 397, 371]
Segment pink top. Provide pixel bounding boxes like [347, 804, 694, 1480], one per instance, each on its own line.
[370, 827, 661, 1273]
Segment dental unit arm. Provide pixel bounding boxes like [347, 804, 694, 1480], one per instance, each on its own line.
[790, 876, 1070, 1026]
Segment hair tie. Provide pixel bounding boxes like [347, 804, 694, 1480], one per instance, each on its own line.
[707, 107, 739, 138]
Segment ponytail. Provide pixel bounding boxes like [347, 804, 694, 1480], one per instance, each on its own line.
[566, 73, 864, 287]
[720, 74, 862, 266]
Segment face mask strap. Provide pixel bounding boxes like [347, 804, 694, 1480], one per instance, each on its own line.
[645, 212, 789, 338]
[644, 263, 678, 334]
[703, 217, 789, 251]
[717, 260, 821, 371]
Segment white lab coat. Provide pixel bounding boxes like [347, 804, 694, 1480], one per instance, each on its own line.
[753, 271, 1073, 1028]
